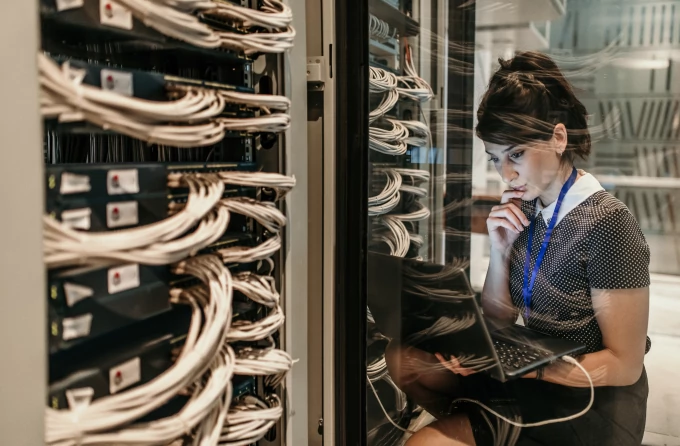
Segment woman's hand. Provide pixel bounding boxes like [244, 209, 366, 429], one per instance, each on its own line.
[487, 190, 530, 253]
[435, 353, 478, 377]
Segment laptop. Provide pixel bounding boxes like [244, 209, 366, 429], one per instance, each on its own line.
[367, 253, 586, 382]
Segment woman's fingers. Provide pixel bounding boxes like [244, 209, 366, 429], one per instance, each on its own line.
[488, 208, 525, 232]
[491, 202, 530, 227]
[500, 189, 525, 204]
[487, 217, 520, 234]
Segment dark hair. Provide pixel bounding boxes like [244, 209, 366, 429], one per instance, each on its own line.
[476, 51, 591, 163]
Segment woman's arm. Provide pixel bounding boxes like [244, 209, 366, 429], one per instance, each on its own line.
[482, 249, 519, 327]
[524, 287, 649, 387]
[482, 190, 527, 327]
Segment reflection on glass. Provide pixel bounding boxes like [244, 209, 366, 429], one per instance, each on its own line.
[364, 0, 676, 445]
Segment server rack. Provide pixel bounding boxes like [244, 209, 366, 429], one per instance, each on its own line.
[332, 0, 476, 444]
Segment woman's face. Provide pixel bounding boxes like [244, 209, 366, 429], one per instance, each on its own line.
[484, 125, 567, 202]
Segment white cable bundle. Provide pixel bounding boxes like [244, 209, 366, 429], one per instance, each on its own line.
[44, 175, 227, 268]
[116, 0, 223, 48]
[392, 168, 430, 183]
[369, 14, 395, 40]
[39, 55, 228, 147]
[45, 255, 234, 445]
[378, 216, 410, 257]
[216, 90, 291, 112]
[369, 119, 408, 155]
[402, 120, 431, 148]
[369, 169, 402, 216]
[227, 305, 285, 342]
[369, 89, 399, 123]
[219, 395, 282, 446]
[367, 355, 389, 382]
[391, 201, 431, 222]
[397, 44, 435, 103]
[219, 26, 296, 55]
[222, 197, 286, 234]
[205, 0, 293, 30]
[115, 0, 295, 54]
[218, 235, 283, 264]
[214, 170, 296, 197]
[399, 184, 427, 198]
[215, 114, 291, 132]
[234, 347, 293, 388]
[405, 313, 477, 345]
[232, 272, 280, 307]
[152, 0, 216, 10]
[369, 67, 398, 93]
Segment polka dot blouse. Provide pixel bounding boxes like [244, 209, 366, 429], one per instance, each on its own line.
[508, 190, 651, 354]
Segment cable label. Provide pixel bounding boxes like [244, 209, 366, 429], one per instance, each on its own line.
[56, 0, 84, 11]
[63, 282, 95, 307]
[99, 0, 133, 30]
[106, 201, 139, 228]
[100, 69, 134, 97]
[107, 169, 139, 195]
[60, 172, 91, 194]
[109, 357, 141, 394]
[62, 314, 93, 341]
[60, 208, 92, 231]
[107, 264, 140, 294]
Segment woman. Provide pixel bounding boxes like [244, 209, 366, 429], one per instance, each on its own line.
[386, 51, 650, 446]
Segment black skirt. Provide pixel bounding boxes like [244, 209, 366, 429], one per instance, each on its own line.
[457, 368, 649, 446]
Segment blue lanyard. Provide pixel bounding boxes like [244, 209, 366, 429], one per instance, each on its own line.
[522, 167, 578, 320]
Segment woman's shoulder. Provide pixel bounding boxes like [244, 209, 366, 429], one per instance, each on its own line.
[577, 190, 636, 226]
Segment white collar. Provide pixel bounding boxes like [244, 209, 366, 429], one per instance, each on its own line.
[535, 170, 604, 225]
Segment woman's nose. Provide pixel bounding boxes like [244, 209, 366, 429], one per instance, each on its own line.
[500, 161, 517, 184]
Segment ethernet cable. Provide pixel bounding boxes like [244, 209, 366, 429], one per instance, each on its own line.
[232, 271, 280, 307]
[219, 395, 282, 446]
[218, 234, 282, 264]
[204, 0, 293, 30]
[369, 89, 399, 123]
[45, 256, 234, 445]
[389, 168, 431, 183]
[399, 184, 428, 198]
[369, 67, 398, 93]
[378, 216, 410, 257]
[369, 170, 402, 216]
[397, 44, 434, 103]
[227, 305, 285, 342]
[390, 201, 431, 222]
[369, 14, 396, 41]
[369, 120, 409, 155]
[234, 347, 293, 388]
[44, 175, 223, 255]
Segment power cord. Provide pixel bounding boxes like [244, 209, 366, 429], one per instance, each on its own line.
[452, 355, 594, 428]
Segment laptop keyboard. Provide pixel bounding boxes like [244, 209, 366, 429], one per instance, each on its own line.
[492, 338, 551, 371]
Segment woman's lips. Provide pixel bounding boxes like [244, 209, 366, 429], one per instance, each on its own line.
[512, 186, 527, 192]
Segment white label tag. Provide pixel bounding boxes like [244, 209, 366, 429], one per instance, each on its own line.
[100, 69, 134, 97]
[107, 169, 139, 195]
[106, 201, 138, 228]
[109, 357, 141, 394]
[107, 264, 140, 294]
[62, 314, 93, 341]
[60, 172, 91, 194]
[56, 0, 84, 11]
[99, 0, 133, 30]
[61, 208, 92, 230]
[63, 282, 94, 307]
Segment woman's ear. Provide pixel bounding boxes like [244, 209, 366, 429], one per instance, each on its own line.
[552, 123, 568, 155]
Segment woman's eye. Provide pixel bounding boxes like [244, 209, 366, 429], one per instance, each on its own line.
[510, 151, 524, 159]
[488, 157, 499, 163]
